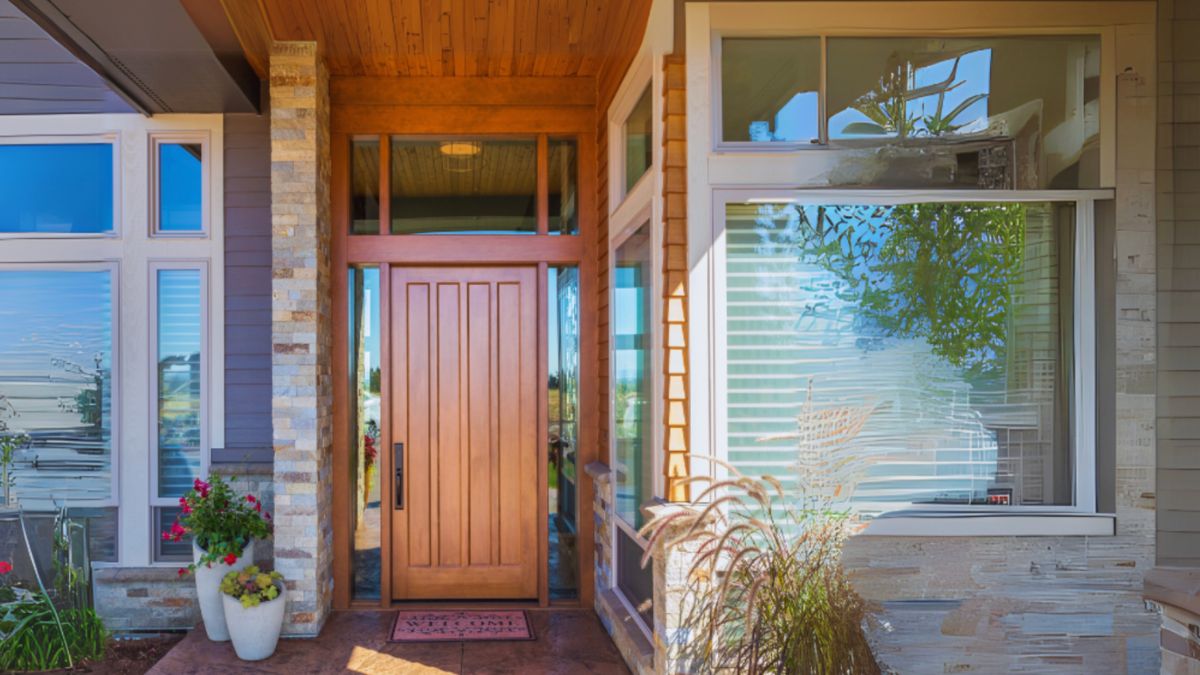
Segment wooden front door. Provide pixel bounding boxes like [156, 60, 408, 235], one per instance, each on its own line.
[389, 266, 539, 600]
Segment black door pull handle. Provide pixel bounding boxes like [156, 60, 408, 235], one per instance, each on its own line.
[394, 442, 404, 510]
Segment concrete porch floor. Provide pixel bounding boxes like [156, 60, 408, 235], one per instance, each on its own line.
[148, 609, 630, 674]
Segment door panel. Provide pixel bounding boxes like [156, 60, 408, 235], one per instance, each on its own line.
[390, 266, 538, 600]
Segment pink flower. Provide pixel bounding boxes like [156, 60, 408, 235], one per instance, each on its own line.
[178, 496, 191, 515]
[246, 495, 256, 504]
[254, 502, 262, 513]
[161, 531, 171, 542]
[193, 478, 210, 498]
[170, 521, 187, 543]
[0, 561, 11, 575]
[177, 568, 187, 577]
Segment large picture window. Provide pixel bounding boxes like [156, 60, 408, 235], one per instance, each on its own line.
[0, 143, 114, 234]
[720, 198, 1089, 513]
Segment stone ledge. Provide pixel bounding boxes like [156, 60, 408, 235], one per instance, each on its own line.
[597, 588, 654, 675]
[1146, 566, 1200, 617]
[94, 566, 189, 583]
[211, 461, 274, 476]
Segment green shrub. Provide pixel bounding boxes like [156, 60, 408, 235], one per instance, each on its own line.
[0, 594, 108, 671]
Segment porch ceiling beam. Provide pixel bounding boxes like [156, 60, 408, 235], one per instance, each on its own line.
[332, 105, 596, 135]
[331, 76, 597, 108]
[216, 0, 274, 80]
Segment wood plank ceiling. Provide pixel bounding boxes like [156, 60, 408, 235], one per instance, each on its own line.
[255, 0, 646, 78]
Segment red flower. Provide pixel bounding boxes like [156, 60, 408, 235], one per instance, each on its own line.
[254, 502, 262, 513]
[246, 495, 256, 504]
[0, 561, 11, 575]
[178, 496, 191, 515]
[161, 531, 171, 542]
[223, 553, 238, 566]
[177, 568, 187, 577]
[193, 478, 211, 498]
[170, 521, 187, 543]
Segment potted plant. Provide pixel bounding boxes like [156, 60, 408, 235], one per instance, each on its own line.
[220, 566, 286, 661]
[166, 475, 271, 642]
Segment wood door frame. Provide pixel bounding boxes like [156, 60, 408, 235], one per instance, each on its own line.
[331, 100, 599, 611]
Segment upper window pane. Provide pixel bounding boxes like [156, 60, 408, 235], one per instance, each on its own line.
[623, 87, 653, 194]
[156, 268, 203, 499]
[157, 143, 203, 233]
[549, 139, 578, 236]
[391, 139, 536, 235]
[613, 223, 655, 529]
[827, 36, 1101, 188]
[0, 144, 113, 234]
[724, 201, 1075, 511]
[721, 37, 821, 143]
[0, 269, 114, 508]
[350, 137, 381, 235]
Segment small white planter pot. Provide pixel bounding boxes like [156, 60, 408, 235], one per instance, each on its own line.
[192, 540, 254, 642]
[222, 585, 287, 661]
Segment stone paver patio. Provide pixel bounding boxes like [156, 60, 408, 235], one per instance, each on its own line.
[148, 609, 629, 674]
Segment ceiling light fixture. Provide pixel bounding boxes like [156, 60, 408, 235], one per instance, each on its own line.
[439, 141, 482, 157]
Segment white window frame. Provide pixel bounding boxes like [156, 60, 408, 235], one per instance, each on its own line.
[0, 114, 225, 566]
[0, 133, 122, 239]
[147, 260, 211, 507]
[149, 132, 212, 238]
[610, 54, 657, 212]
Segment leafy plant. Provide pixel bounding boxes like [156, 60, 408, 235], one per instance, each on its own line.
[167, 474, 272, 574]
[0, 431, 29, 508]
[0, 599, 108, 671]
[641, 460, 879, 675]
[220, 565, 284, 609]
[842, 53, 987, 139]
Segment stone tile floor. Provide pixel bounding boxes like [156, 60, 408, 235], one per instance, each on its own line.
[149, 609, 630, 674]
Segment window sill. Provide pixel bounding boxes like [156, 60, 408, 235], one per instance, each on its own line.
[858, 511, 1115, 537]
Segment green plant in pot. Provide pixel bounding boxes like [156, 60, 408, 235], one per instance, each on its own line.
[220, 566, 287, 661]
[167, 474, 271, 642]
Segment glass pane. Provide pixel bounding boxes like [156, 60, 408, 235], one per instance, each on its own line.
[721, 38, 821, 143]
[158, 143, 203, 232]
[624, 88, 653, 194]
[351, 138, 381, 235]
[157, 269, 203, 499]
[724, 202, 1075, 511]
[549, 266, 580, 600]
[827, 36, 1101, 188]
[349, 266, 382, 600]
[549, 139, 578, 236]
[68, 506, 117, 563]
[154, 506, 191, 561]
[391, 139, 537, 234]
[613, 224, 655, 529]
[0, 144, 113, 234]
[0, 270, 114, 509]
[616, 527, 653, 629]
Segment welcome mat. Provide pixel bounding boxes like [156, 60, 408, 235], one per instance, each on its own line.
[388, 610, 535, 643]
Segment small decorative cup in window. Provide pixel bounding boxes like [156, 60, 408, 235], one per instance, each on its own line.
[165, 474, 272, 642]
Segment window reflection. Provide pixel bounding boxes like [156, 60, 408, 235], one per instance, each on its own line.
[350, 138, 381, 235]
[391, 139, 537, 234]
[156, 268, 203, 498]
[158, 143, 203, 232]
[613, 225, 654, 530]
[548, 266, 580, 599]
[624, 88, 653, 194]
[0, 144, 113, 234]
[0, 270, 117, 559]
[722, 38, 821, 143]
[724, 202, 1075, 511]
[349, 267, 381, 600]
[549, 140, 578, 236]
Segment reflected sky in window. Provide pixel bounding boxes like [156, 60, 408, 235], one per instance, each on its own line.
[0, 144, 113, 234]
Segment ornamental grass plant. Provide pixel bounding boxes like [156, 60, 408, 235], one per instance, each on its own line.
[641, 460, 880, 675]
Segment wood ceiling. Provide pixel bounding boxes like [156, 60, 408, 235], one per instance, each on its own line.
[233, 0, 651, 78]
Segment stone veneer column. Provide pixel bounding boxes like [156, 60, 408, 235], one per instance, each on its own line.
[269, 41, 333, 637]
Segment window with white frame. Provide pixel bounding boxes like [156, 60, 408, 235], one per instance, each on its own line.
[151, 134, 208, 236]
[714, 193, 1096, 515]
[0, 118, 222, 566]
[716, 34, 1102, 190]
[623, 86, 654, 196]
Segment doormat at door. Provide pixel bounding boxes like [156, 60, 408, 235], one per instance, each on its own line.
[389, 610, 535, 643]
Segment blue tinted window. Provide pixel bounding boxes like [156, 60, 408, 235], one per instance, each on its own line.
[158, 143, 203, 232]
[0, 144, 113, 234]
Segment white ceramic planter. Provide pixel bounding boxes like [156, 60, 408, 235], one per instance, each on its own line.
[192, 540, 254, 642]
[222, 585, 287, 661]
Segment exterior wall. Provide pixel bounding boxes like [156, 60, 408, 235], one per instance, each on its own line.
[1157, 0, 1200, 569]
[219, 111, 274, 465]
[269, 41, 334, 638]
[681, 3, 1160, 673]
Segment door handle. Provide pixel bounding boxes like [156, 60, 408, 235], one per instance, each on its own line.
[394, 442, 404, 510]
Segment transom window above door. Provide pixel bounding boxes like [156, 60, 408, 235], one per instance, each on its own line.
[348, 136, 578, 236]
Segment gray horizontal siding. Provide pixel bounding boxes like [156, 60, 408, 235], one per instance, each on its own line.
[217, 112, 272, 466]
[1158, 2, 1200, 567]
